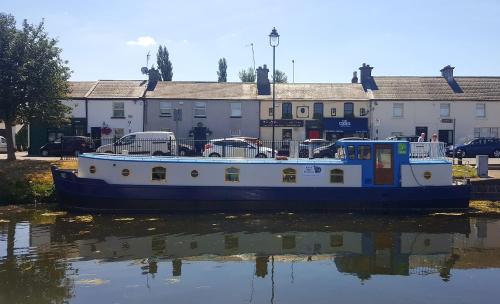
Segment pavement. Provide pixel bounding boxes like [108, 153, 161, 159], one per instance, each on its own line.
[0, 151, 62, 161]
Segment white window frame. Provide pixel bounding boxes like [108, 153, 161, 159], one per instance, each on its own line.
[160, 101, 173, 117]
[112, 101, 125, 118]
[230, 103, 242, 118]
[440, 103, 450, 117]
[393, 103, 404, 118]
[476, 103, 486, 118]
[194, 102, 207, 118]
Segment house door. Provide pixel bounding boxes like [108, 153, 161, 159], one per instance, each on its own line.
[415, 127, 428, 141]
[374, 144, 394, 185]
[307, 130, 321, 139]
[438, 130, 454, 146]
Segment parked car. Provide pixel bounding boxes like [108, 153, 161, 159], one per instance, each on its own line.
[0, 136, 7, 153]
[385, 135, 419, 142]
[313, 143, 338, 158]
[447, 137, 500, 158]
[97, 131, 177, 156]
[298, 139, 330, 157]
[203, 138, 276, 158]
[177, 143, 196, 156]
[40, 136, 95, 156]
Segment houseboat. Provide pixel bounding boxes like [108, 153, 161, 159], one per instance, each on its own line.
[51, 140, 471, 212]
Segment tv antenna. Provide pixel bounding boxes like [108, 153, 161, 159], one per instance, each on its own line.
[141, 51, 151, 75]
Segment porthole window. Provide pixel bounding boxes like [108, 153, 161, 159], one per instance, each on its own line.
[122, 169, 130, 177]
[191, 170, 199, 178]
[330, 169, 344, 183]
[89, 165, 96, 174]
[424, 171, 432, 180]
[282, 168, 297, 183]
[225, 167, 240, 182]
[152, 166, 166, 181]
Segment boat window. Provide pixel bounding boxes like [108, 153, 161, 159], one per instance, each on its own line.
[336, 147, 345, 159]
[152, 166, 166, 181]
[330, 169, 344, 183]
[282, 168, 297, 183]
[347, 145, 356, 160]
[357, 145, 371, 160]
[121, 169, 130, 177]
[89, 165, 96, 174]
[225, 167, 240, 182]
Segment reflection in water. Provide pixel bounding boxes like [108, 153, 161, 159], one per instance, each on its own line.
[1, 210, 500, 303]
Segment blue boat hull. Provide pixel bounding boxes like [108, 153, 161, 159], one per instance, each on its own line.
[52, 167, 471, 212]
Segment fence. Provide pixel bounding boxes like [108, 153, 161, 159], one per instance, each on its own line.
[60, 138, 448, 160]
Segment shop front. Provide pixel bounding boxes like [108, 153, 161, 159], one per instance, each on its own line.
[259, 119, 305, 141]
[323, 118, 369, 140]
[305, 120, 323, 139]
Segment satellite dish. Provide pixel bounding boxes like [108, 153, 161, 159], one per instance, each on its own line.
[141, 67, 149, 75]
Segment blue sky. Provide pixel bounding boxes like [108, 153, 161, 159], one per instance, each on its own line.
[3, 0, 500, 83]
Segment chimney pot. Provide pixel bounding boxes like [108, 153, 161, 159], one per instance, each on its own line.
[351, 71, 358, 83]
[440, 65, 455, 82]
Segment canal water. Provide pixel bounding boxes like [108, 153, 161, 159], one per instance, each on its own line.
[1, 207, 500, 303]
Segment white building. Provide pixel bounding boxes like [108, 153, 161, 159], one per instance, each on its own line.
[359, 64, 500, 145]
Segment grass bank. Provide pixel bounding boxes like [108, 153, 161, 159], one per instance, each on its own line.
[0, 159, 77, 204]
[452, 164, 477, 179]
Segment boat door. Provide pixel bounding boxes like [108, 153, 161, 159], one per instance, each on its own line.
[374, 144, 394, 185]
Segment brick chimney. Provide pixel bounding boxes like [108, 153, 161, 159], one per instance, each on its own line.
[359, 63, 375, 90]
[440, 65, 455, 82]
[256, 65, 270, 95]
[351, 71, 358, 83]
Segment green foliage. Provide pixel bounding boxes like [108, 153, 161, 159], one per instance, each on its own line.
[0, 13, 71, 160]
[273, 70, 288, 83]
[238, 67, 256, 82]
[157, 45, 173, 81]
[217, 58, 227, 82]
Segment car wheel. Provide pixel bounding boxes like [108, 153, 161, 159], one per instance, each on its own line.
[493, 149, 500, 158]
[178, 149, 187, 156]
[153, 151, 164, 156]
[255, 153, 267, 158]
[41, 150, 49, 157]
[209, 153, 221, 157]
[456, 149, 466, 158]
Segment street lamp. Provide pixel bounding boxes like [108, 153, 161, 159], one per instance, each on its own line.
[269, 27, 279, 157]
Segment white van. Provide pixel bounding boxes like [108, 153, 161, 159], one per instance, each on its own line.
[96, 132, 177, 156]
[0, 136, 6, 153]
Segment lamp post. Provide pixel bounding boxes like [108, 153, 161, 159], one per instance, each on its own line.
[269, 27, 279, 158]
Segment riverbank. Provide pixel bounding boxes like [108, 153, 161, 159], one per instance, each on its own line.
[0, 159, 77, 204]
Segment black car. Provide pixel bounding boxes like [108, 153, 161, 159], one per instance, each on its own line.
[313, 143, 337, 158]
[40, 136, 95, 156]
[448, 137, 500, 158]
[298, 139, 330, 157]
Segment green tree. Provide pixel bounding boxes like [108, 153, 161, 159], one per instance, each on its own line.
[217, 58, 227, 82]
[0, 13, 71, 160]
[238, 67, 256, 82]
[273, 70, 288, 83]
[157, 45, 173, 81]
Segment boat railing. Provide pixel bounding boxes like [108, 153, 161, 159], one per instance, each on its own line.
[409, 142, 447, 160]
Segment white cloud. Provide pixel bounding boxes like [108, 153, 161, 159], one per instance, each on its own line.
[126, 36, 157, 47]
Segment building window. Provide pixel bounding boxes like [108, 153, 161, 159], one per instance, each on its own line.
[330, 169, 344, 183]
[268, 107, 274, 117]
[89, 165, 96, 174]
[225, 167, 240, 182]
[121, 169, 130, 177]
[476, 103, 486, 118]
[344, 102, 354, 118]
[114, 128, 124, 139]
[331, 108, 337, 116]
[282, 168, 297, 183]
[393, 103, 404, 118]
[160, 102, 172, 117]
[360, 107, 367, 117]
[112, 101, 125, 118]
[440, 103, 450, 117]
[230, 103, 242, 118]
[282, 102, 292, 119]
[152, 166, 166, 181]
[313, 103, 324, 119]
[475, 127, 499, 138]
[282, 129, 292, 141]
[194, 102, 207, 118]
[358, 145, 371, 160]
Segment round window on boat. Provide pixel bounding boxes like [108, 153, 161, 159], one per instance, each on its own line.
[191, 170, 199, 178]
[89, 165, 96, 174]
[122, 169, 130, 177]
[424, 171, 432, 180]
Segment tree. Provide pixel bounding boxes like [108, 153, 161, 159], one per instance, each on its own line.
[238, 67, 256, 82]
[0, 13, 71, 160]
[157, 45, 173, 81]
[273, 70, 288, 83]
[146, 66, 161, 90]
[217, 58, 227, 82]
